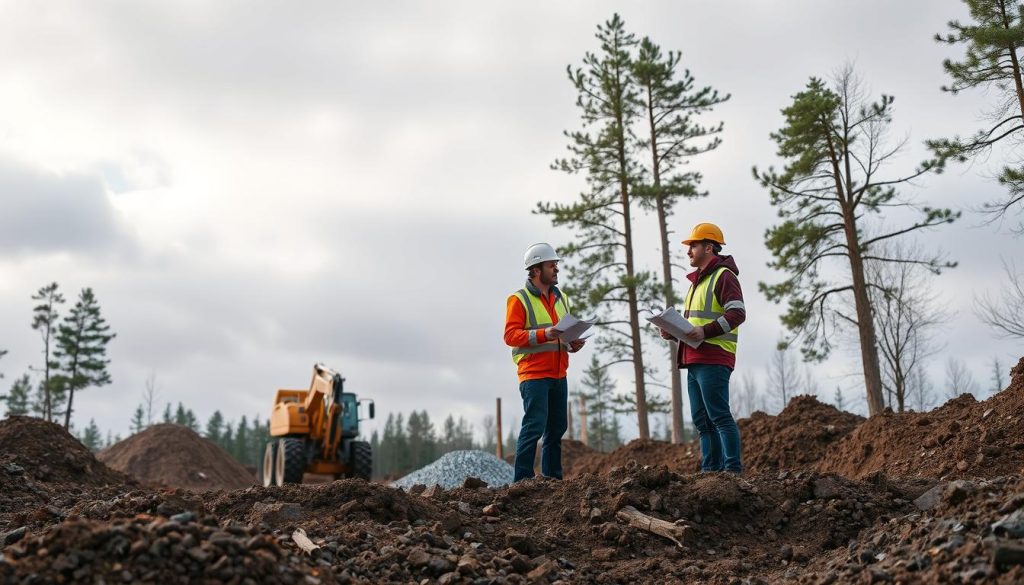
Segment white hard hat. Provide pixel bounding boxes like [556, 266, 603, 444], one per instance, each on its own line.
[523, 242, 560, 269]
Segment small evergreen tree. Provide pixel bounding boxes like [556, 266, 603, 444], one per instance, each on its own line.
[31, 282, 64, 422]
[53, 288, 115, 429]
[205, 410, 225, 443]
[130, 404, 146, 434]
[80, 418, 102, 452]
[3, 374, 31, 417]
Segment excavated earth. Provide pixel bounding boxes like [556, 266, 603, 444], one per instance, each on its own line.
[97, 423, 256, 492]
[0, 357, 1021, 584]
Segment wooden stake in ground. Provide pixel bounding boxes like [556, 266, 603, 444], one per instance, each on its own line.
[616, 506, 687, 547]
[578, 395, 588, 446]
[496, 397, 504, 459]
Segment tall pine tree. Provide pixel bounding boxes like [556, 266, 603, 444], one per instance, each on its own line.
[31, 282, 64, 422]
[632, 36, 729, 443]
[539, 14, 656, 438]
[930, 0, 1024, 231]
[752, 68, 957, 415]
[54, 288, 115, 429]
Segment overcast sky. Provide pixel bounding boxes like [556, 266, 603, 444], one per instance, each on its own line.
[0, 1, 1021, 441]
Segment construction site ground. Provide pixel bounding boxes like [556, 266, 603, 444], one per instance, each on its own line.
[1, 357, 1023, 584]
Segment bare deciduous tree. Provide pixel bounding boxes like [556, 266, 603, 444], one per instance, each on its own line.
[143, 371, 159, 426]
[907, 367, 936, 412]
[767, 344, 812, 412]
[731, 371, 765, 419]
[945, 357, 979, 399]
[867, 242, 944, 412]
[976, 259, 1024, 339]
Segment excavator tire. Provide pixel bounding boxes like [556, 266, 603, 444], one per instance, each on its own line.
[260, 441, 277, 487]
[351, 440, 372, 481]
[275, 438, 306, 486]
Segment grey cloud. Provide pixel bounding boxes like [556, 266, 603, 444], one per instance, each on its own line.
[0, 158, 126, 254]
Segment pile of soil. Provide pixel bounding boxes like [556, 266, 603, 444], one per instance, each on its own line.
[741, 395, 864, 473]
[0, 416, 127, 529]
[568, 439, 697, 477]
[815, 357, 1024, 480]
[567, 396, 861, 478]
[97, 424, 255, 492]
[799, 475, 1024, 584]
[2, 461, 934, 584]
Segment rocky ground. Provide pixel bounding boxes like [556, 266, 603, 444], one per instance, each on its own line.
[0, 357, 1022, 584]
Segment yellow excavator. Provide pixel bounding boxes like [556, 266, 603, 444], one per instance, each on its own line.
[260, 363, 375, 486]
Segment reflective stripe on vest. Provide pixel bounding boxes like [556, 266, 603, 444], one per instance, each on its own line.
[511, 288, 570, 364]
[683, 266, 739, 353]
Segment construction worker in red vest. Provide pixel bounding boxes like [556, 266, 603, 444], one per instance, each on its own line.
[504, 243, 586, 481]
[659, 223, 745, 473]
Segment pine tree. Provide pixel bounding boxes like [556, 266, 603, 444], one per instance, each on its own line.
[752, 67, 958, 416]
[577, 356, 621, 452]
[833, 386, 846, 412]
[205, 410, 225, 443]
[130, 404, 146, 434]
[31, 282, 65, 422]
[162, 402, 172, 423]
[234, 415, 250, 462]
[185, 409, 199, 433]
[3, 375, 31, 417]
[370, 430, 381, 479]
[991, 357, 1006, 394]
[80, 418, 102, 452]
[540, 14, 657, 438]
[53, 288, 116, 429]
[174, 402, 188, 425]
[221, 421, 235, 455]
[632, 36, 729, 443]
[930, 0, 1024, 231]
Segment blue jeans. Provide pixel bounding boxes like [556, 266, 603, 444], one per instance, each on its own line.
[513, 377, 568, 481]
[687, 364, 743, 473]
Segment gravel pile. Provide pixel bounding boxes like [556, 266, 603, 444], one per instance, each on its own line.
[391, 450, 513, 491]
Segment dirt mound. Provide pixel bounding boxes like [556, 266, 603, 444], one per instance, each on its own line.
[816, 357, 1024, 480]
[802, 475, 1024, 583]
[1, 514, 338, 584]
[97, 424, 255, 492]
[741, 395, 864, 473]
[569, 438, 698, 477]
[0, 416, 127, 529]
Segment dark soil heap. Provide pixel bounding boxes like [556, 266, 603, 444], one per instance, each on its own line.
[0, 416, 127, 526]
[567, 395, 862, 478]
[815, 357, 1024, 479]
[741, 395, 864, 473]
[98, 424, 255, 492]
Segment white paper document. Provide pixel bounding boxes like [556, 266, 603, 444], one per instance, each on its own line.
[552, 313, 595, 343]
[646, 307, 702, 348]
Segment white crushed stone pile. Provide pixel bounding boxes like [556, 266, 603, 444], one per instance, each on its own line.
[391, 450, 514, 491]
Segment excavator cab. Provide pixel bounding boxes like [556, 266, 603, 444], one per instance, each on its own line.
[260, 364, 375, 486]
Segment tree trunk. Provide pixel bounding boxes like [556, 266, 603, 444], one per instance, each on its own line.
[843, 214, 886, 416]
[646, 89, 685, 444]
[63, 387, 74, 430]
[617, 79, 649, 440]
[998, 1, 1024, 121]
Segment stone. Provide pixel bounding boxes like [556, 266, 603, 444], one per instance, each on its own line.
[407, 548, 431, 567]
[992, 543, 1024, 570]
[956, 460, 970, 472]
[913, 483, 944, 511]
[482, 504, 500, 517]
[428, 556, 454, 575]
[504, 533, 536, 556]
[592, 547, 616, 561]
[249, 502, 302, 526]
[2, 526, 27, 546]
[944, 480, 975, 505]
[527, 560, 558, 581]
[462, 476, 488, 489]
[813, 477, 840, 500]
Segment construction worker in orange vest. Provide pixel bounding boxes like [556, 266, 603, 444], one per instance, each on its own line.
[504, 243, 586, 481]
[659, 223, 745, 473]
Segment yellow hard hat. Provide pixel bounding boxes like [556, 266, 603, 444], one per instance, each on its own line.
[681, 223, 725, 245]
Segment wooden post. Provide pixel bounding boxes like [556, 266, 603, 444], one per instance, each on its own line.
[578, 395, 588, 446]
[496, 397, 504, 459]
[567, 394, 575, 441]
